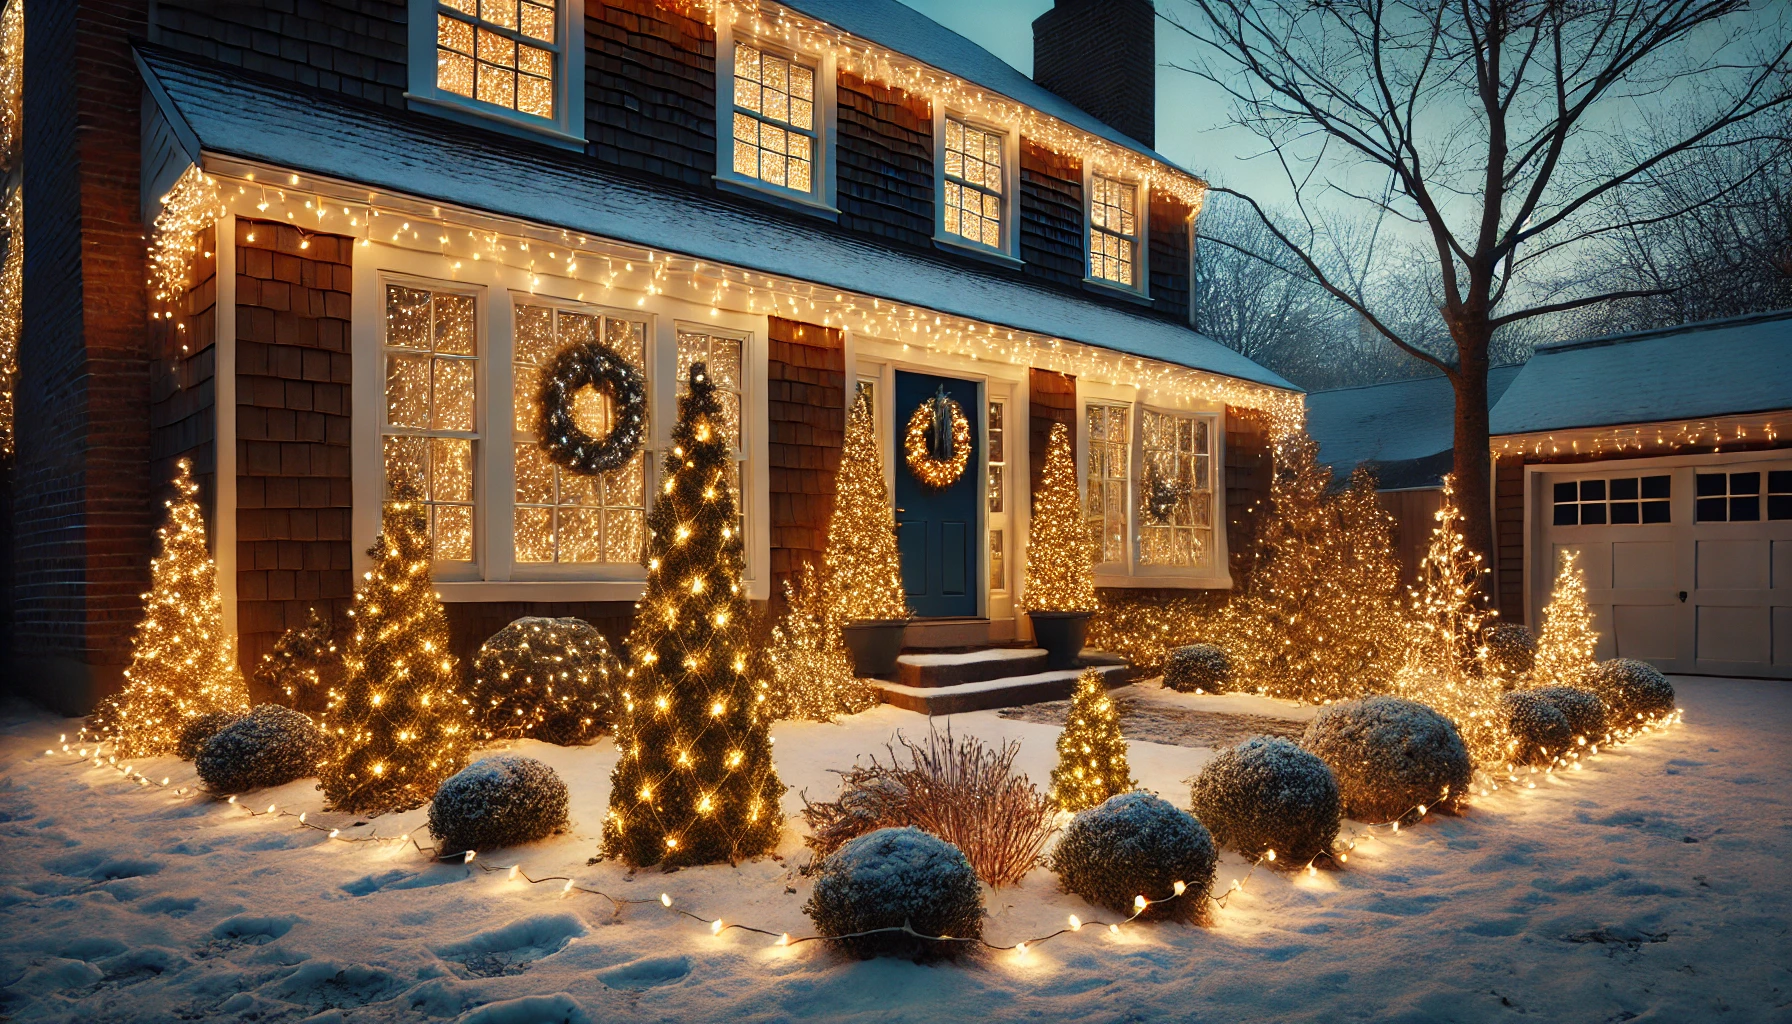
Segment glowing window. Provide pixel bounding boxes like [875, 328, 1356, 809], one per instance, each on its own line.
[1085, 402, 1130, 565]
[944, 117, 1004, 249]
[436, 0, 558, 120]
[677, 329, 748, 548]
[383, 284, 479, 563]
[1138, 410, 1213, 569]
[731, 44, 816, 194]
[1089, 175, 1138, 287]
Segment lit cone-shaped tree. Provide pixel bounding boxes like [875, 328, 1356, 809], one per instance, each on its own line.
[824, 389, 909, 622]
[318, 490, 473, 813]
[1531, 551, 1600, 688]
[1050, 668, 1135, 812]
[762, 563, 878, 721]
[603, 363, 784, 867]
[1025, 421, 1097, 612]
[87, 459, 250, 757]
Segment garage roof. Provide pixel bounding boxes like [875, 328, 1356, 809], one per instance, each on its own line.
[1306, 366, 1523, 489]
[1490, 310, 1792, 435]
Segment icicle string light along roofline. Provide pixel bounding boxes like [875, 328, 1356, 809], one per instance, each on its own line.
[1490, 411, 1783, 460]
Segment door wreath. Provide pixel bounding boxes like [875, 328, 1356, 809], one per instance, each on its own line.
[904, 387, 972, 489]
[536, 340, 648, 476]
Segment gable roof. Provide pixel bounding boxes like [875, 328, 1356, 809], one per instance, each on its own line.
[137, 46, 1291, 391]
[1489, 310, 1792, 436]
[1306, 366, 1523, 488]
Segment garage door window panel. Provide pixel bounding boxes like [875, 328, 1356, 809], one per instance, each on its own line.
[1554, 475, 1669, 526]
[1698, 471, 1766, 522]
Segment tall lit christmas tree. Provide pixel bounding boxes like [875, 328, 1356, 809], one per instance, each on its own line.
[1531, 551, 1600, 688]
[762, 562, 878, 721]
[603, 363, 784, 866]
[318, 490, 473, 813]
[1050, 669, 1135, 812]
[824, 389, 909, 622]
[87, 459, 250, 757]
[1025, 421, 1097, 612]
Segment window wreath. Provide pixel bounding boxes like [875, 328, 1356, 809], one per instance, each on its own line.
[536, 340, 648, 476]
[904, 387, 972, 489]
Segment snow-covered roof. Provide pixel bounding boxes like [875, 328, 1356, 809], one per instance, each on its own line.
[137, 47, 1291, 390]
[1489, 310, 1792, 436]
[1306, 366, 1523, 488]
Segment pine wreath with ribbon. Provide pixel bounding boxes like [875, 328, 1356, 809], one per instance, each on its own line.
[1142, 462, 1188, 524]
[904, 387, 972, 490]
[536, 340, 648, 476]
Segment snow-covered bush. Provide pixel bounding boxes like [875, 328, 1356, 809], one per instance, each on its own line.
[1300, 696, 1472, 820]
[1588, 658, 1676, 722]
[427, 755, 569, 855]
[1498, 691, 1572, 765]
[1188, 736, 1340, 863]
[803, 826, 983, 960]
[176, 710, 243, 761]
[1529, 686, 1607, 740]
[1047, 792, 1216, 921]
[1163, 644, 1232, 693]
[467, 617, 618, 745]
[1485, 623, 1538, 681]
[194, 704, 325, 793]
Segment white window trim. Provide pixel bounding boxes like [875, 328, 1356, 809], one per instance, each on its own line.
[932, 106, 1023, 265]
[405, 0, 588, 150]
[714, 17, 839, 216]
[1082, 165, 1150, 298]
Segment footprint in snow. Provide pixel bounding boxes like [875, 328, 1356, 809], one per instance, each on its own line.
[594, 954, 691, 990]
[43, 850, 164, 881]
[200, 913, 302, 954]
[434, 912, 587, 979]
[136, 895, 200, 918]
[338, 865, 464, 896]
[257, 960, 403, 1012]
[455, 992, 593, 1024]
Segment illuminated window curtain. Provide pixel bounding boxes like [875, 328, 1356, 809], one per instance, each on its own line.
[731, 43, 816, 193]
[383, 284, 478, 563]
[512, 303, 648, 564]
[435, 0, 558, 119]
[1089, 175, 1138, 287]
[675, 329, 747, 549]
[1084, 402, 1129, 565]
[944, 117, 1003, 249]
[1138, 410, 1213, 570]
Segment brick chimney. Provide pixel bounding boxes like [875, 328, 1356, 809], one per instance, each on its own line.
[1032, 0, 1156, 148]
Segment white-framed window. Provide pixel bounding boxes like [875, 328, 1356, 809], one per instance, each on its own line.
[511, 302, 650, 566]
[1087, 172, 1146, 291]
[716, 23, 837, 212]
[1553, 474, 1672, 526]
[382, 282, 481, 571]
[937, 114, 1018, 257]
[1085, 401, 1130, 566]
[1138, 409, 1214, 570]
[987, 396, 1009, 593]
[407, 0, 586, 146]
[676, 326, 749, 541]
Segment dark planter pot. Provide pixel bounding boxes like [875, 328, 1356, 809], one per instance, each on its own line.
[1028, 610, 1093, 670]
[842, 619, 908, 678]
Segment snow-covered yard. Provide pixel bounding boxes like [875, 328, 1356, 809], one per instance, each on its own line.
[1, 676, 1786, 1023]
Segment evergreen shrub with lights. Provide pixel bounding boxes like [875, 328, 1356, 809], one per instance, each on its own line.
[1163, 643, 1232, 693]
[1050, 669, 1135, 813]
[1025, 421, 1097, 613]
[255, 608, 339, 715]
[427, 755, 570, 855]
[195, 704, 327, 794]
[318, 491, 474, 813]
[1588, 658, 1676, 722]
[1498, 691, 1573, 766]
[762, 563, 879, 721]
[176, 710, 243, 761]
[602, 364, 784, 867]
[1300, 696, 1472, 820]
[1190, 736, 1340, 864]
[1048, 792, 1216, 922]
[804, 826, 983, 961]
[1086, 591, 1216, 676]
[1485, 623, 1538, 683]
[467, 617, 618, 745]
[1529, 685, 1607, 740]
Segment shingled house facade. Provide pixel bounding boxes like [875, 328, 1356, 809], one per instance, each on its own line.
[7, 0, 1296, 712]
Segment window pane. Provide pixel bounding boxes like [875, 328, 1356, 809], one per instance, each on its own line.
[1579, 479, 1605, 501]
[1697, 496, 1728, 522]
[387, 284, 480, 566]
[1553, 482, 1577, 503]
[1768, 495, 1792, 520]
[1729, 471, 1760, 495]
[515, 506, 554, 563]
[520, 1, 554, 42]
[1769, 470, 1792, 494]
[1611, 502, 1639, 524]
[384, 435, 428, 498]
[514, 442, 555, 503]
[1730, 495, 1760, 521]
[1553, 503, 1578, 526]
[480, 0, 518, 30]
[989, 528, 1005, 592]
[1642, 500, 1672, 524]
[1696, 473, 1727, 497]
[732, 44, 816, 194]
[386, 353, 430, 428]
[431, 438, 474, 502]
[476, 63, 516, 108]
[1579, 503, 1606, 525]
[432, 357, 476, 430]
[988, 464, 1003, 514]
[387, 285, 432, 348]
[1610, 477, 1639, 501]
[434, 504, 474, 561]
[1642, 474, 1672, 499]
[517, 73, 553, 118]
[439, 15, 475, 55]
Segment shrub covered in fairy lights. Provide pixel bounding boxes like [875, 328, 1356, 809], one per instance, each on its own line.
[1189, 736, 1340, 864]
[1484, 623, 1538, 683]
[1529, 685, 1607, 740]
[467, 616, 618, 745]
[804, 826, 983, 960]
[254, 608, 339, 716]
[1050, 669, 1135, 813]
[1300, 696, 1472, 820]
[1048, 792, 1216, 922]
[1498, 691, 1573, 766]
[176, 710, 242, 762]
[1163, 643, 1233, 693]
[427, 755, 570, 855]
[1588, 658, 1677, 722]
[761, 563, 879, 722]
[195, 704, 327, 794]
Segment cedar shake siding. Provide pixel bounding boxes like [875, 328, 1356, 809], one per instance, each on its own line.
[150, 0, 409, 109]
[1028, 367, 1077, 504]
[1495, 453, 1525, 622]
[835, 71, 935, 249]
[1223, 405, 1272, 585]
[233, 219, 355, 675]
[585, 0, 717, 186]
[766, 316, 846, 605]
[1149, 191, 1192, 322]
[149, 224, 219, 519]
[1018, 140, 1084, 290]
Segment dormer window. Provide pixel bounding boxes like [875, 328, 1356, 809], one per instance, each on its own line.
[1088, 173, 1141, 289]
[406, 0, 585, 147]
[731, 45, 817, 194]
[943, 117, 1003, 248]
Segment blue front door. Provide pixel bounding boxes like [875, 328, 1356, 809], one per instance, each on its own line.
[893, 371, 980, 618]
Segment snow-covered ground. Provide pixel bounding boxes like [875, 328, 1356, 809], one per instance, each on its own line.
[1, 677, 1786, 1023]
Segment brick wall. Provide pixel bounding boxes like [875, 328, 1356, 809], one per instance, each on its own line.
[150, 0, 409, 109]
[585, 0, 716, 186]
[149, 224, 218, 520]
[1032, 0, 1156, 149]
[1028, 367, 1076, 504]
[1018, 141, 1084, 290]
[836, 71, 934, 249]
[233, 219, 355, 675]
[1149, 191, 1192, 323]
[766, 316, 845, 606]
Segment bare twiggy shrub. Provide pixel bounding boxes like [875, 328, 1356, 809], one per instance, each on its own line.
[801, 724, 1056, 887]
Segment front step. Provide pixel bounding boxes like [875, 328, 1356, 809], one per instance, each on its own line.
[872, 655, 1127, 715]
[896, 647, 1049, 687]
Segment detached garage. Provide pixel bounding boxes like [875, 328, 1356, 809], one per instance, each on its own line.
[1490, 311, 1792, 679]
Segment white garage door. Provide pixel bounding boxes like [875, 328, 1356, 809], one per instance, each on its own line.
[1537, 456, 1792, 679]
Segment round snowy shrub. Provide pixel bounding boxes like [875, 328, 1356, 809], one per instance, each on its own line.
[1528, 686, 1607, 740]
[1498, 691, 1572, 766]
[195, 704, 326, 793]
[1163, 644, 1232, 694]
[467, 617, 618, 745]
[803, 826, 983, 960]
[427, 755, 569, 855]
[1588, 658, 1676, 722]
[1189, 736, 1340, 864]
[1485, 623, 1538, 681]
[1047, 792, 1216, 921]
[176, 710, 243, 761]
[1299, 696, 1472, 820]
